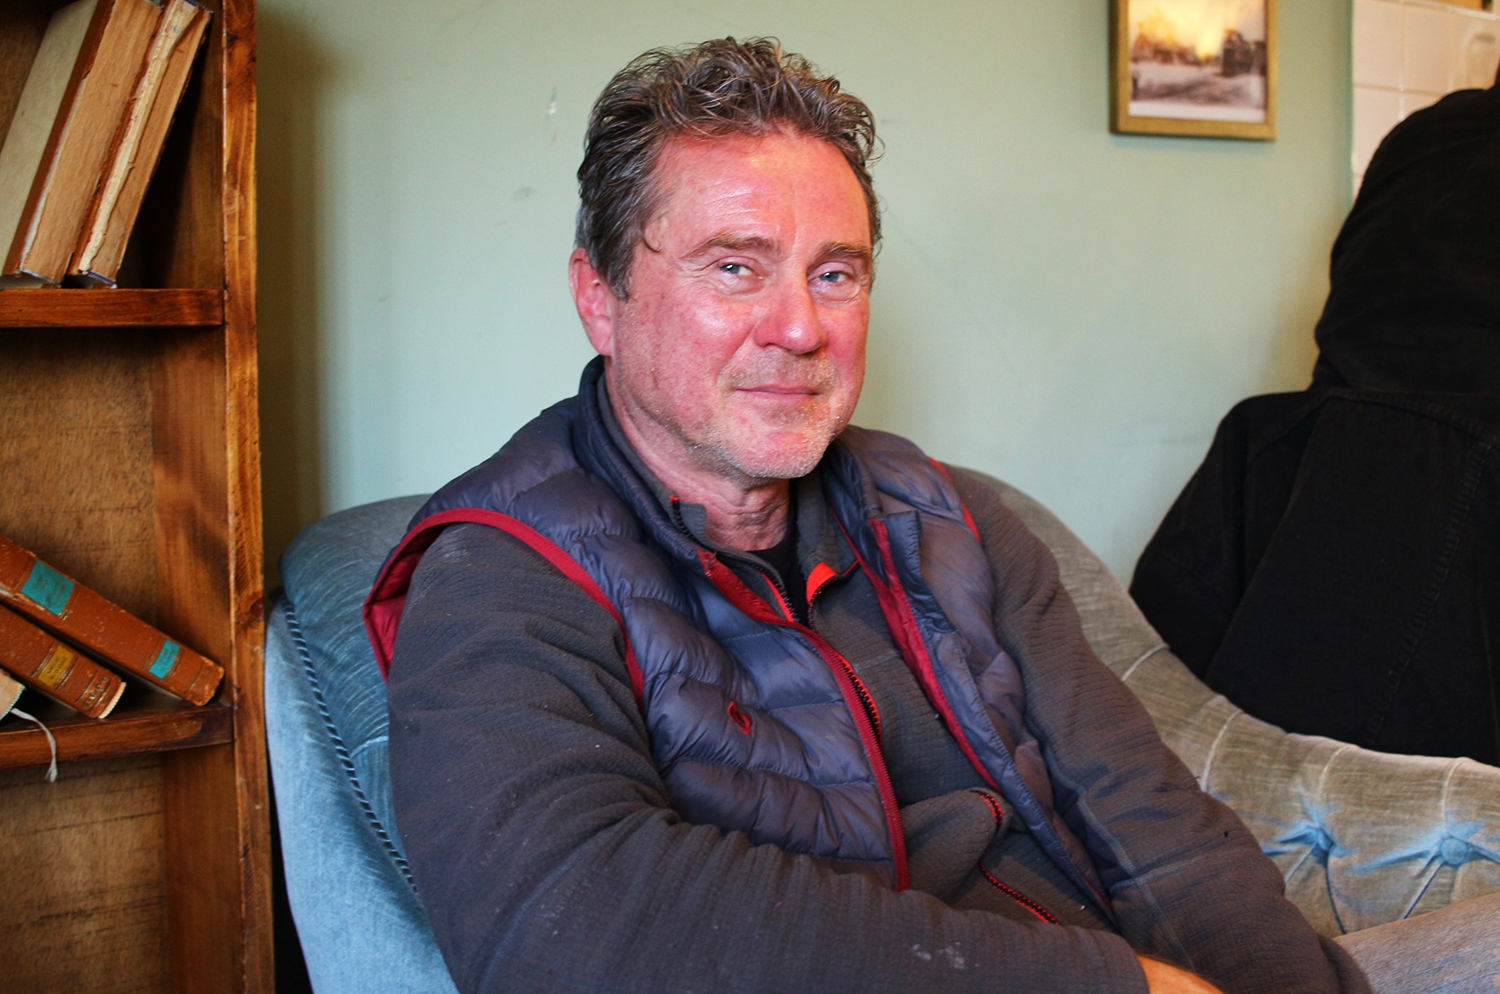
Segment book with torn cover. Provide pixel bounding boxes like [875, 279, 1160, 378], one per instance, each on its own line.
[70, 0, 211, 285]
[0, 0, 163, 287]
[0, 0, 98, 286]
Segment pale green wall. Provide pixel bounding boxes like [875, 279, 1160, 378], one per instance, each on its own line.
[258, 0, 1351, 580]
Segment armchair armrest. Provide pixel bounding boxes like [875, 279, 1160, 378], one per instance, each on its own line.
[987, 472, 1500, 936]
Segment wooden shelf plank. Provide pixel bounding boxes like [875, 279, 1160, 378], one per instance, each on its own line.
[0, 289, 224, 328]
[0, 701, 234, 771]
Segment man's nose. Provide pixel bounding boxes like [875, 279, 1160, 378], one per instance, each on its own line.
[753, 276, 826, 354]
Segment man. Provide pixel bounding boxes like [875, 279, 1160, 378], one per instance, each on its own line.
[368, 38, 1367, 994]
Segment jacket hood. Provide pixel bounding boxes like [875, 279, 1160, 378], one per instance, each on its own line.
[1312, 81, 1500, 393]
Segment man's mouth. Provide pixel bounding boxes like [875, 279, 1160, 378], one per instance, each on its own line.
[738, 383, 821, 396]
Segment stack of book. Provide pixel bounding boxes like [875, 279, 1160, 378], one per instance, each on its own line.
[0, 532, 222, 720]
[0, 0, 211, 289]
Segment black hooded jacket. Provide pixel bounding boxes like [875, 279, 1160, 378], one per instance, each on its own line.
[1130, 82, 1500, 765]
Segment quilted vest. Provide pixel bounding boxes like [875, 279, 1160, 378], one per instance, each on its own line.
[367, 361, 1110, 912]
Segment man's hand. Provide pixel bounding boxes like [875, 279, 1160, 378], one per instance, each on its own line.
[1136, 954, 1225, 994]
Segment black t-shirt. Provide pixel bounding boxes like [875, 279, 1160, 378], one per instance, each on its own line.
[749, 515, 806, 623]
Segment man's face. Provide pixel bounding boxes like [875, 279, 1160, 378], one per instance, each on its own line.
[574, 131, 871, 486]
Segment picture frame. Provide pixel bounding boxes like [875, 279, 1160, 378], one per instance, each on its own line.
[1110, 0, 1277, 141]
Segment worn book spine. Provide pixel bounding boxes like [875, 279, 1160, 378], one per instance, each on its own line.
[0, 0, 99, 287]
[0, 533, 223, 705]
[0, 667, 22, 721]
[70, 0, 212, 285]
[0, 606, 124, 719]
[3, 0, 162, 285]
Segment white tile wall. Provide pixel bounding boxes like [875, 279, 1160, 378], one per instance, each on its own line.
[1352, 0, 1500, 184]
[1355, 0, 1404, 86]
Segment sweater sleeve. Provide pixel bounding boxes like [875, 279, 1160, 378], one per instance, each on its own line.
[946, 468, 1372, 994]
[387, 522, 1148, 994]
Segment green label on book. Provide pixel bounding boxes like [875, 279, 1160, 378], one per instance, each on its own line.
[149, 640, 181, 680]
[21, 561, 74, 616]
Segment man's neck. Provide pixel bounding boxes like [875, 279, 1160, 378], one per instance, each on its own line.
[653, 463, 790, 551]
[605, 390, 791, 551]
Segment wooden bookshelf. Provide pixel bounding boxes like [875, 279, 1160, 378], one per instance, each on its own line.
[0, 1, 269, 992]
[0, 700, 235, 769]
[0, 288, 225, 327]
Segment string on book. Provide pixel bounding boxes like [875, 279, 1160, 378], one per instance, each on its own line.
[10, 709, 58, 783]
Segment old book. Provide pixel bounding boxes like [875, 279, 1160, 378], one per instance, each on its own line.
[0, 0, 162, 287]
[0, 606, 124, 718]
[0, 0, 99, 288]
[0, 532, 222, 705]
[70, 0, 211, 285]
[0, 667, 22, 721]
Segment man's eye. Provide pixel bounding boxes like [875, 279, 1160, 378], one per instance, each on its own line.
[814, 269, 862, 299]
[718, 262, 752, 276]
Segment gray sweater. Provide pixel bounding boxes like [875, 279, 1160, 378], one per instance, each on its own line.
[388, 452, 1367, 994]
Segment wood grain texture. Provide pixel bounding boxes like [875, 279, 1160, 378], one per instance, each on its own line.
[220, 0, 272, 989]
[152, 328, 230, 663]
[0, 700, 233, 770]
[1, 2, 268, 990]
[0, 754, 169, 994]
[164, 744, 247, 994]
[0, 329, 158, 620]
[0, 289, 224, 327]
[157, 2, 271, 990]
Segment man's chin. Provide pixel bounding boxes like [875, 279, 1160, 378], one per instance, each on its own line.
[723, 431, 839, 482]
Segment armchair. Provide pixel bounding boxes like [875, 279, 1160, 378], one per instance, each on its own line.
[266, 481, 1500, 992]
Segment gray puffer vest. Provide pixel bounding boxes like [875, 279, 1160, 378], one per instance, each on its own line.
[368, 361, 1109, 912]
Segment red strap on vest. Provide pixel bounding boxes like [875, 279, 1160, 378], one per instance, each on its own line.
[363, 508, 644, 709]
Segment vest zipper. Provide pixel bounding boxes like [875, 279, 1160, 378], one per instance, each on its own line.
[740, 553, 883, 743]
[675, 498, 883, 743]
[696, 547, 907, 889]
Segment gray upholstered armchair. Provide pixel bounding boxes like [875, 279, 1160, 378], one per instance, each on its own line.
[266, 480, 1500, 993]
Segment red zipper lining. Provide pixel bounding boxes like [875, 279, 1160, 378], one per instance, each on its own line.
[968, 789, 1060, 925]
[806, 561, 841, 605]
[727, 551, 881, 741]
[696, 548, 909, 890]
[837, 516, 1004, 795]
[843, 515, 1115, 917]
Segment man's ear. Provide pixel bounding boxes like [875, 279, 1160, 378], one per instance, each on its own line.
[570, 248, 621, 356]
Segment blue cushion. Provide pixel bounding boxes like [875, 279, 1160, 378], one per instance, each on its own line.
[266, 495, 457, 994]
[276, 494, 427, 859]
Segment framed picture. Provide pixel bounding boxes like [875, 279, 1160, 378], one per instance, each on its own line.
[1110, 0, 1277, 140]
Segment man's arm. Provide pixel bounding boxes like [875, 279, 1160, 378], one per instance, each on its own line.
[388, 522, 1148, 994]
[949, 468, 1369, 994]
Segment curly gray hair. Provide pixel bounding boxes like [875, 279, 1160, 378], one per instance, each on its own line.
[575, 37, 881, 298]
